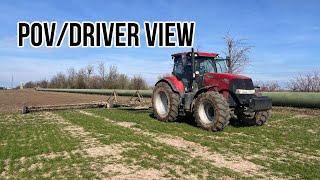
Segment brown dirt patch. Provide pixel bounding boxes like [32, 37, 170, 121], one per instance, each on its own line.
[101, 164, 169, 180]
[156, 136, 262, 176]
[85, 145, 124, 158]
[0, 89, 138, 113]
[45, 112, 102, 148]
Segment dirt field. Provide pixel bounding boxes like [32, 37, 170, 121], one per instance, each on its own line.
[0, 89, 139, 113]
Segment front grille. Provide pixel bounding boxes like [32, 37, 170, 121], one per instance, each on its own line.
[229, 79, 254, 92]
[228, 79, 254, 107]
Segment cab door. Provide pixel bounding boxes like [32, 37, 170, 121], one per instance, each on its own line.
[194, 59, 205, 89]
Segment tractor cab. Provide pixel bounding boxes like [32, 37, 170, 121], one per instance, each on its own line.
[172, 51, 229, 91]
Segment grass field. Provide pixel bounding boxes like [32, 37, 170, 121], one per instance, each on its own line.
[0, 107, 319, 179]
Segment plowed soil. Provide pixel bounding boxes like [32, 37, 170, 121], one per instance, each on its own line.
[0, 89, 136, 113]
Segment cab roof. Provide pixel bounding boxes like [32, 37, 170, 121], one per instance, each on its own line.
[171, 51, 219, 58]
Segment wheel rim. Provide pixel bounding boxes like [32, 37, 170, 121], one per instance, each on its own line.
[154, 91, 169, 117]
[198, 101, 215, 124]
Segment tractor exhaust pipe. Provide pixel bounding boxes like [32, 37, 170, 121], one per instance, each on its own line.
[191, 48, 195, 91]
[191, 48, 195, 76]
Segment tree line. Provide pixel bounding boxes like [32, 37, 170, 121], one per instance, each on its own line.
[254, 71, 320, 92]
[24, 63, 149, 90]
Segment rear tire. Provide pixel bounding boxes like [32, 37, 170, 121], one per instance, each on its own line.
[152, 82, 180, 122]
[194, 92, 231, 132]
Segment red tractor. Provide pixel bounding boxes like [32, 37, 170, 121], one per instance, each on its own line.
[152, 49, 272, 131]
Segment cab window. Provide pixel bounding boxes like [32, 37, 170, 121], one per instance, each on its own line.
[173, 60, 183, 77]
[215, 59, 228, 73]
[198, 59, 215, 74]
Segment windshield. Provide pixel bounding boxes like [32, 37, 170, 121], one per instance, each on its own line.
[215, 59, 228, 73]
[196, 58, 228, 74]
[198, 59, 215, 74]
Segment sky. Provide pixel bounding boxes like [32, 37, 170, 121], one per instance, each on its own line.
[0, 0, 319, 87]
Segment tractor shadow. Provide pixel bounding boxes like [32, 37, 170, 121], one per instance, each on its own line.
[148, 112, 197, 126]
[228, 118, 255, 128]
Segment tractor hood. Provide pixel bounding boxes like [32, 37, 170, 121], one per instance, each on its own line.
[203, 73, 253, 91]
[204, 73, 251, 80]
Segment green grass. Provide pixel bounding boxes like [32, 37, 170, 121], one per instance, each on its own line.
[1, 108, 319, 179]
[57, 110, 243, 178]
[0, 113, 80, 170]
[88, 108, 320, 179]
[9, 152, 98, 179]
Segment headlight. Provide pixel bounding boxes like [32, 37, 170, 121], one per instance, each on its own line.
[235, 89, 255, 94]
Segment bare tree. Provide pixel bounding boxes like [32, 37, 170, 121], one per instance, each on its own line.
[223, 34, 252, 74]
[97, 62, 106, 88]
[24, 64, 150, 90]
[98, 62, 106, 81]
[130, 75, 148, 90]
[84, 65, 94, 88]
[86, 65, 94, 78]
[76, 68, 86, 89]
[288, 71, 320, 92]
[118, 74, 130, 89]
[254, 81, 281, 92]
[24, 81, 36, 88]
[49, 72, 67, 88]
[67, 68, 76, 88]
[105, 65, 119, 89]
[37, 80, 49, 88]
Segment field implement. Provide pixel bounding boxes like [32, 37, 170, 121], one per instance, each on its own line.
[22, 90, 150, 114]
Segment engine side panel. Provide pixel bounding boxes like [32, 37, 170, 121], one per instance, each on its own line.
[203, 74, 230, 99]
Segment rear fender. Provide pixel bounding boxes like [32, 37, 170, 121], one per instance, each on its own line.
[155, 77, 184, 95]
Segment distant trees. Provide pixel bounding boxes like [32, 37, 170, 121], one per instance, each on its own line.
[23, 63, 149, 90]
[254, 81, 281, 92]
[253, 71, 320, 92]
[130, 75, 148, 90]
[287, 71, 320, 92]
[223, 34, 252, 74]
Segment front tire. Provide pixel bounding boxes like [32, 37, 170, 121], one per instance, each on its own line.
[194, 92, 231, 132]
[152, 82, 180, 122]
